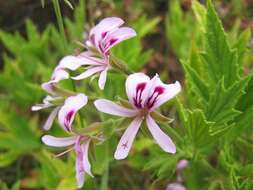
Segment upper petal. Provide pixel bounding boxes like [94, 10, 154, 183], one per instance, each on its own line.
[41, 135, 77, 147]
[146, 115, 176, 154]
[103, 27, 137, 52]
[90, 17, 124, 46]
[58, 94, 88, 132]
[114, 116, 143, 160]
[144, 74, 181, 111]
[125, 73, 151, 108]
[94, 99, 138, 117]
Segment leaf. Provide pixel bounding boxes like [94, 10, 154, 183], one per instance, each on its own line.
[233, 28, 251, 67]
[203, 0, 239, 88]
[205, 77, 249, 134]
[192, 0, 207, 32]
[185, 109, 214, 148]
[182, 60, 209, 102]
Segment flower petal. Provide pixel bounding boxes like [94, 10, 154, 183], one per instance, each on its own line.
[43, 107, 60, 130]
[125, 73, 150, 108]
[58, 94, 88, 132]
[75, 137, 85, 189]
[41, 135, 77, 147]
[31, 103, 51, 111]
[72, 66, 105, 80]
[98, 67, 108, 90]
[81, 139, 93, 177]
[90, 17, 124, 46]
[75, 162, 85, 189]
[94, 99, 138, 117]
[114, 117, 143, 160]
[146, 115, 176, 154]
[104, 27, 137, 52]
[148, 75, 181, 111]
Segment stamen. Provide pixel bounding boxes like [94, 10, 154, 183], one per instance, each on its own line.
[53, 146, 74, 158]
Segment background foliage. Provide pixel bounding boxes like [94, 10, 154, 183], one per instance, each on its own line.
[0, 0, 253, 189]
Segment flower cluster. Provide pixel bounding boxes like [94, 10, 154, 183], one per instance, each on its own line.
[32, 17, 181, 188]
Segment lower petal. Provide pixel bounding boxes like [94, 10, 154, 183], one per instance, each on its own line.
[81, 139, 93, 177]
[94, 99, 138, 117]
[75, 157, 85, 189]
[41, 135, 77, 147]
[146, 115, 176, 154]
[98, 67, 108, 90]
[43, 107, 60, 130]
[114, 117, 143, 160]
[72, 66, 105, 80]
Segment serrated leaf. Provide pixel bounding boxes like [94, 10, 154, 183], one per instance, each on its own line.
[185, 109, 214, 148]
[233, 28, 251, 67]
[182, 60, 209, 102]
[192, 0, 206, 32]
[203, 0, 239, 88]
[205, 77, 248, 134]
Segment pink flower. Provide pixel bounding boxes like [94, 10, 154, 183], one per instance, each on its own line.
[86, 17, 136, 58]
[68, 17, 136, 90]
[42, 135, 93, 188]
[32, 93, 87, 132]
[176, 159, 189, 171]
[94, 73, 181, 159]
[166, 183, 186, 190]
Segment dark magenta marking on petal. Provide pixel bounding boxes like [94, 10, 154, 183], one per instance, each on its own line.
[109, 38, 118, 46]
[133, 82, 146, 109]
[146, 86, 165, 109]
[101, 31, 108, 39]
[121, 142, 128, 149]
[64, 110, 75, 131]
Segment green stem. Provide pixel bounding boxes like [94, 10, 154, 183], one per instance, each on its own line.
[100, 141, 109, 190]
[52, 0, 67, 52]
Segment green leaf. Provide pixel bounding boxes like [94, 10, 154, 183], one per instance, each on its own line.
[203, 0, 239, 88]
[185, 109, 214, 148]
[182, 60, 209, 102]
[205, 77, 248, 134]
[233, 28, 251, 67]
[192, 0, 206, 32]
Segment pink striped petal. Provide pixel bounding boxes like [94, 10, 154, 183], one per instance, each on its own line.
[114, 117, 143, 160]
[98, 67, 108, 90]
[41, 135, 77, 147]
[94, 99, 138, 117]
[71, 66, 105, 80]
[58, 94, 88, 132]
[43, 107, 60, 130]
[125, 73, 151, 108]
[104, 27, 137, 52]
[150, 78, 181, 111]
[146, 115, 176, 154]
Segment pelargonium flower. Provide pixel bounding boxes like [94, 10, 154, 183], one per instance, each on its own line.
[64, 17, 137, 90]
[42, 135, 93, 188]
[32, 93, 87, 132]
[94, 73, 181, 159]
